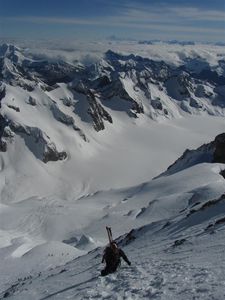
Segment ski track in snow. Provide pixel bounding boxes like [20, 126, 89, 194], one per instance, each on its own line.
[5, 222, 225, 300]
[81, 250, 225, 300]
[1, 162, 225, 299]
[45, 242, 224, 300]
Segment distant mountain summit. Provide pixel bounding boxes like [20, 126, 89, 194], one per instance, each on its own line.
[0, 43, 80, 89]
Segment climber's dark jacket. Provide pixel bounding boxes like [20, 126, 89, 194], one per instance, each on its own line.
[101, 245, 131, 276]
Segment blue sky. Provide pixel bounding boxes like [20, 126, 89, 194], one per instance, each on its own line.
[0, 0, 224, 42]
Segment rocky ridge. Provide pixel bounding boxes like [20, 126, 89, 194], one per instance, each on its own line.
[0, 43, 225, 162]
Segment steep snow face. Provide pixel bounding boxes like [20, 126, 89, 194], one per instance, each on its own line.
[1, 161, 225, 299]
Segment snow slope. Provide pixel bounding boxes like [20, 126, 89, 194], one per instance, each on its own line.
[0, 43, 225, 299]
[1, 162, 225, 299]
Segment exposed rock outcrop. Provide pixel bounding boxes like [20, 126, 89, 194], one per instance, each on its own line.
[9, 122, 67, 163]
[87, 91, 113, 131]
[0, 114, 8, 152]
[213, 133, 225, 164]
[159, 133, 225, 178]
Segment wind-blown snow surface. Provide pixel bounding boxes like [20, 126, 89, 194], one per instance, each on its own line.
[1, 162, 225, 299]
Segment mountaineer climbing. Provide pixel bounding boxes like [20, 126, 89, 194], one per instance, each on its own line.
[101, 229, 131, 276]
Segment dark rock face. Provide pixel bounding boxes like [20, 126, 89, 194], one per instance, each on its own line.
[61, 97, 72, 107]
[94, 76, 111, 89]
[173, 239, 186, 247]
[27, 96, 37, 106]
[9, 122, 68, 163]
[177, 73, 194, 96]
[151, 99, 163, 110]
[51, 104, 74, 126]
[188, 194, 225, 218]
[195, 69, 225, 86]
[28, 60, 78, 86]
[0, 114, 8, 152]
[87, 91, 113, 131]
[43, 148, 67, 163]
[189, 98, 202, 108]
[0, 85, 6, 105]
[213, 133, 225, 163]
[0, 140, 7, 152]
[50, 102, 88, 141]
[7, 104, 20, 112]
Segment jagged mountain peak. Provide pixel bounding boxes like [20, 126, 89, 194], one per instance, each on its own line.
[105, 49, 137, 62]
[0, 44, 81, 89]
[0, 43, 28, 67]
[104, 49, 168, 69]
[0, 43, 21, 57]
[1, 44, 225, 169]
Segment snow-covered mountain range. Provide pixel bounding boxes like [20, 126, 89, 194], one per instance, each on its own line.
[0, 43, 225, 299]
[1, 44, 225, 135]
[0, 43, 225, 198]
[0, 43, 225, 169]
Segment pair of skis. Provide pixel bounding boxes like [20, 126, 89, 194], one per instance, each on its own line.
[106, 226, 113, 244]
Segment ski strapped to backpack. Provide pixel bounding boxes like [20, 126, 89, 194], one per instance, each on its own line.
[106, 226, 113, 244]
